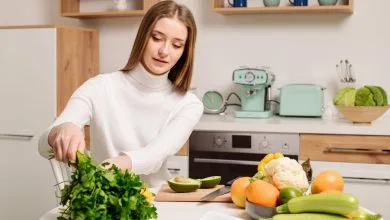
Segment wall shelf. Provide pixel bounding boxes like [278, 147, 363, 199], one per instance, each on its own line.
[212, 0, 353, 15]
[60, 0, 160, 18]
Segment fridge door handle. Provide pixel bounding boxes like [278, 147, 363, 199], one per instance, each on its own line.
[0, 133, 34, 140]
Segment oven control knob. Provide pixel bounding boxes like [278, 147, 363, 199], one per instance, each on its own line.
[214, 137, 224, 147]
[282, 143, 289, 150]
[261, 140, 269, 148]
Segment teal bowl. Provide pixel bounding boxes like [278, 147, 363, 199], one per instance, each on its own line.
[263, 0, 280, 7]
[318, 0, 338, 5]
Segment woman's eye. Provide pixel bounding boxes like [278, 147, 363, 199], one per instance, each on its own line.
[173, 44, 183, 49]
[152, 36, 162, 41]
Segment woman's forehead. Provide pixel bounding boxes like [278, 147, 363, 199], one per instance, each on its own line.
[153, 17, 188, 41]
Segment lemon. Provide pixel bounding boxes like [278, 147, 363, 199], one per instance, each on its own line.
[257, 152, 284, 172]
[141, 188, 154, 203]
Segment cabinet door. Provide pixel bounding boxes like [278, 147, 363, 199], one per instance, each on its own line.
[166, 156, 189, 178]
[345, 179, 390, 220]
[300, 134, 390, 164]
[0, 28, 56, 134]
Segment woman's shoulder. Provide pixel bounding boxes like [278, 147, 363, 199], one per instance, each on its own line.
[85, 71, 124, 85]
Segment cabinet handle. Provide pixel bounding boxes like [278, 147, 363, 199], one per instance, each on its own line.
[0, 133, 34, 140]
[168, 168, 180, 172]
[324, 147, 390, 155]
[343, 176, 390, 182]
[193, 158, 258, 166]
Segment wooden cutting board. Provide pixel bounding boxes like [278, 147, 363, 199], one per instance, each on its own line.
[155, 184, 232, 202]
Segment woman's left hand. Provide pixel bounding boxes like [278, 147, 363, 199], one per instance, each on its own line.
[102, 155, 132, 171]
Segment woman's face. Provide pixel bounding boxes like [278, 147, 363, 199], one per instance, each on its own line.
[142, 17, 188, 75]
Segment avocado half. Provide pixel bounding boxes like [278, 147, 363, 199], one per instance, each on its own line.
[199, 176, 221, 188]
[167, 177, 201, 193]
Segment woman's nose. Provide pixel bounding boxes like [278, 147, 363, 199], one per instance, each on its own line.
[158, 43, 169, 56]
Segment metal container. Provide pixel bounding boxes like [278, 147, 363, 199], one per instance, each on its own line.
[245, 200, 276, 219]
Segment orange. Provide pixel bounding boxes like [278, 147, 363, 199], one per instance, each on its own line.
[230, 177, 251, 208]
[311, 170, 344, 194]
[320, 189, 342, 194]
[246, 180, 280, 208]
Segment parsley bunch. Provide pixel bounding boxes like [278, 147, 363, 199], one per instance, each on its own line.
[57, 152, 157, 220]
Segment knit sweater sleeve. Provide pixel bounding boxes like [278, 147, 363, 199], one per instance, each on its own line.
[123, 98, 203, 175]
[37, 76, 102, 159]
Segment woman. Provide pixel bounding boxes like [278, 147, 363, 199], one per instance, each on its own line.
[38, 0, 203, 187]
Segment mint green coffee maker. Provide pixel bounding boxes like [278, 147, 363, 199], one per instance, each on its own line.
[232, 67, 275, 118]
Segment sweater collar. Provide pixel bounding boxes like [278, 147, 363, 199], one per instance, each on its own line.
[129, 63, 171, 90]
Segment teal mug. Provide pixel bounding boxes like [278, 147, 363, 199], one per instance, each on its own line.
[263, 0, 280, 7]
[318, 0, 338, 5]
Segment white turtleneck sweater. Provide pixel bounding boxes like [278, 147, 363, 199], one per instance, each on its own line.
[38, 64, 203, 187]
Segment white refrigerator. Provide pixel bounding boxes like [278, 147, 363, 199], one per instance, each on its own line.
[0, 26, 98, 219]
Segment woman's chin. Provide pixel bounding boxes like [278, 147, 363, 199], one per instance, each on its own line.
[149, 66, 169, 75]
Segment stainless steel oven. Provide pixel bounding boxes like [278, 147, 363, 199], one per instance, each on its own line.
[189, 131, 300, 184]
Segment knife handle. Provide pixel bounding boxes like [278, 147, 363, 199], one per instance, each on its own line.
[225, 177, 240, 186]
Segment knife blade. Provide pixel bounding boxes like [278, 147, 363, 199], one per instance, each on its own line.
[200, 185, 231, 201]
[200, 178, 237, 201]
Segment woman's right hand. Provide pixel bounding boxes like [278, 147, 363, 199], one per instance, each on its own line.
[48, 122, 86, 163]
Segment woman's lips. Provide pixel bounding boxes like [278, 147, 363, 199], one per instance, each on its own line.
[153, 58, 168, 64]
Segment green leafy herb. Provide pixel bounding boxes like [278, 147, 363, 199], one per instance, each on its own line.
[57, 151, 157, 220]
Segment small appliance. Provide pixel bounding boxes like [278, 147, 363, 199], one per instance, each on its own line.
[202, 90, 226, 114]
[232, 67, 275, 118]
[279, 83, 325, 117]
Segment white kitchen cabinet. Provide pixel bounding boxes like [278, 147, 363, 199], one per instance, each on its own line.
[0, 25, 98, 219]
[301, 134, 390, 219]
[166, 156, 189, 178]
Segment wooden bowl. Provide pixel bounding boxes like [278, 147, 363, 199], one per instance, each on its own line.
[336, 105, 390, 123]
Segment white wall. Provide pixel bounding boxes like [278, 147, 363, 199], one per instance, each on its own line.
[95, 0, 390, 118]
[2, 0, 388, 117]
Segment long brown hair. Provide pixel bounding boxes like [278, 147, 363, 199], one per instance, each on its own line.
[121, 1, 197, 93]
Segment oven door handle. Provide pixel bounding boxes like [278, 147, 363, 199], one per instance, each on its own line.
[193, 158, 258, 166]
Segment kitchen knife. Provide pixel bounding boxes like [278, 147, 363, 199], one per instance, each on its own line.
[200, 178, 236, 201]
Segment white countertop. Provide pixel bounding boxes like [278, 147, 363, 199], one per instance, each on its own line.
[39, 186, 384, 220]
[39, 202, 250, 220]
[194, 113, 390, 136]
[39, 187, 251, 220]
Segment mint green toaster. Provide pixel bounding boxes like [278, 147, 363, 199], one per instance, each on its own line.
[279, 84, 325, 117]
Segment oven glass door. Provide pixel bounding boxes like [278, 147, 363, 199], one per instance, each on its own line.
[189, 150, 298, 184]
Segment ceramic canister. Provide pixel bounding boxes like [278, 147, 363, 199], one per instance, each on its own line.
[263, 0, 280, 7]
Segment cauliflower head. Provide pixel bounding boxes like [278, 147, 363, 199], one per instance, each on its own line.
[264, 157, 309, 192]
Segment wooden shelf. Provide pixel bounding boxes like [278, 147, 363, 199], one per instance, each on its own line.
[61, 0, 160, 18]
[61, 10, 146, 18]
[212, 0, 353, 14]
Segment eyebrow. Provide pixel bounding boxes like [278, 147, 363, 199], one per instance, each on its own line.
[152, 30, 185, 42]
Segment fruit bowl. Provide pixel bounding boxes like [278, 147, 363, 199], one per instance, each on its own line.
[245, 200, 276, 219]
[335, 105, 389, 123]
